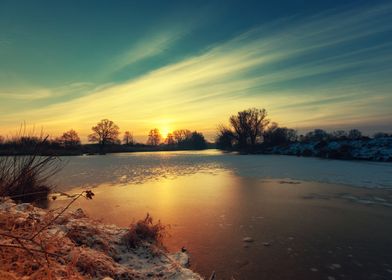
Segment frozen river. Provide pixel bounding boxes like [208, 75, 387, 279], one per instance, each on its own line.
[53, 149, 392, 190]
[50, 150, 392, 279]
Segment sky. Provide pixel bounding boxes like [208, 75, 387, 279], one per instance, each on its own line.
[0, 0, 391, 142]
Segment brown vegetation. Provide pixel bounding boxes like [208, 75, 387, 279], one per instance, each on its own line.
[0, 135, 62, 203]
[0, 191, 94, 279]
[0, 194, 199, 279]
[123, 213, 167, 249]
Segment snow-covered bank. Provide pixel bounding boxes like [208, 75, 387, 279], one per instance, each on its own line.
[0, 199, 202, 279]
[267, 137, 392, 162]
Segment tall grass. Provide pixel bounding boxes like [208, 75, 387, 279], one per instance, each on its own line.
[0, 133, 62, 204]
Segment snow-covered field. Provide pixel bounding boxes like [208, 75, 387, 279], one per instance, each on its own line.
[53, 150, 392, 190]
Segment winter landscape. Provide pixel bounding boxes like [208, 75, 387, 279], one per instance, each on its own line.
[1, 1, 392, 280]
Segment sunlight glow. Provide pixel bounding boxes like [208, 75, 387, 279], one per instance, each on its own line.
[160, 126, 171, 138]
[0, 2, 391, 141]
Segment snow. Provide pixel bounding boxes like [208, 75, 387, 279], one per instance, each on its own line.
[0, 199, 203, 280]
[274, 137, 392, 161]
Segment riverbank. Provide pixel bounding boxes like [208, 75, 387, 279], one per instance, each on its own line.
[2, 137, 392, 163]
[50, 175, 392, 280]
[234, 137, 392, 162]
[0, 198, 202, 279]
[0, 143, 215, 156]
[270, 137, 392, 161]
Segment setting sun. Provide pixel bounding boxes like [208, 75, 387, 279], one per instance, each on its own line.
[0, 1, 392, 279]
[160, 127, 171, 138]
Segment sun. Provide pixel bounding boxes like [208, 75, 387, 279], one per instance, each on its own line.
[160, 126, 171, 138]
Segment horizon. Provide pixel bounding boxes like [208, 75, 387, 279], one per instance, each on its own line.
[1, 0, 392, 142]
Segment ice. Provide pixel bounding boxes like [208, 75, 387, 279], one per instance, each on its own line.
[52, 149, 392, 190]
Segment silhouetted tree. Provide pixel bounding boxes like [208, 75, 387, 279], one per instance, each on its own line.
[0, 135, 4, 145]
[331, 130, 347, 140]
[216, 125, 235, 150]
[263, 123, 297, 146]
[173, 129, 192, 143]
[165, 129, 207, 149]
[165, 133, 175, 145]
[348, 129, 362, 140]
[229, 108, 269, 148]
[189, 131, 207, 149]
[57, 129, 81, 148]
[88, 119, 120, 153]
[304, 129, 329, 142]
[123, 131, 134, 145]
[147, 128, 161, 146]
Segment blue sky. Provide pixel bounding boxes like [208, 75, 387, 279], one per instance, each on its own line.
[0, 0, 391, 141]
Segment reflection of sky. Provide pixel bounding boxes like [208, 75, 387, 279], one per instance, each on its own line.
[52, 151, 392, 190]
[1, 1, 392, 140]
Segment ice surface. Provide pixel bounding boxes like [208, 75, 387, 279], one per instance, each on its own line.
[53, 150, 392, 190]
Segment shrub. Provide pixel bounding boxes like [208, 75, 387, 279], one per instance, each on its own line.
[0, 135, 62, 204]
[123, 214, 166, 249]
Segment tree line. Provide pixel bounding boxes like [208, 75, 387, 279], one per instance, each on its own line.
[216, 108, 391, 152]
[1, 111, 390, 156]
[0, 119, 207, 155]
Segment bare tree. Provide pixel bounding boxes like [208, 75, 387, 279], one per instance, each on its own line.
[57, 129, 81, 148]
[263, 123, 297, 146]
[88, 119, 120, 152]
[123, 131, 134, 145]
[173, 129, 192, 143]
[216, 125, 235, 150]
[165, 133, 175, 145]
[147, 128, 161, 146]
[304, 129, 329, 142]
[229, 108, 269, 148]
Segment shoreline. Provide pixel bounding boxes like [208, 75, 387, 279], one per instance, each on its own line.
[49, 177, 392, 279]
[2, 144, 392, 163]
[0, 198, 203, 279]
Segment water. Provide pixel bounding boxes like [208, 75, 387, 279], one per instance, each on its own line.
[50, 150, 392, 279]
[53, 150, 392, 190]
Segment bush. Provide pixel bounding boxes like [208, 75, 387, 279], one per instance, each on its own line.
[0, 135, 62, 204]
[123, 214, 166, 249]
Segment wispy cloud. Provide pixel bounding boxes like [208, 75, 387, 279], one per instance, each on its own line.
[0, 82, 95, 101]
[109, 31, 184, 74]
[1, 2, 392, 139]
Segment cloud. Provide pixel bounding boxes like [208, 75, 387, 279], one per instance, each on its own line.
[1, 2, 392, 139]
[0, 82, 96, 101]
[109, 31, 184, 74]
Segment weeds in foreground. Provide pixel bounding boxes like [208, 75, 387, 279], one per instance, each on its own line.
[123, 213, 167, 249]
[0, 190, 94, 279]
[1, 191, 172, 279]
[0, 132, 62, 204]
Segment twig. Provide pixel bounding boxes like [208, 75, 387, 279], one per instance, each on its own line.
[0, 244, 62, 258]
[30, 191, 85, 240]
[14, 236, 44, 266]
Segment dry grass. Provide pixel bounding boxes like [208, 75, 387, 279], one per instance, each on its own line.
[0, 191, 95, 279]
[0, 134, 62, 204]
[0, 194, 180, 279]
[123, 213, 167, 249]
[0, 204, 84, 279]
